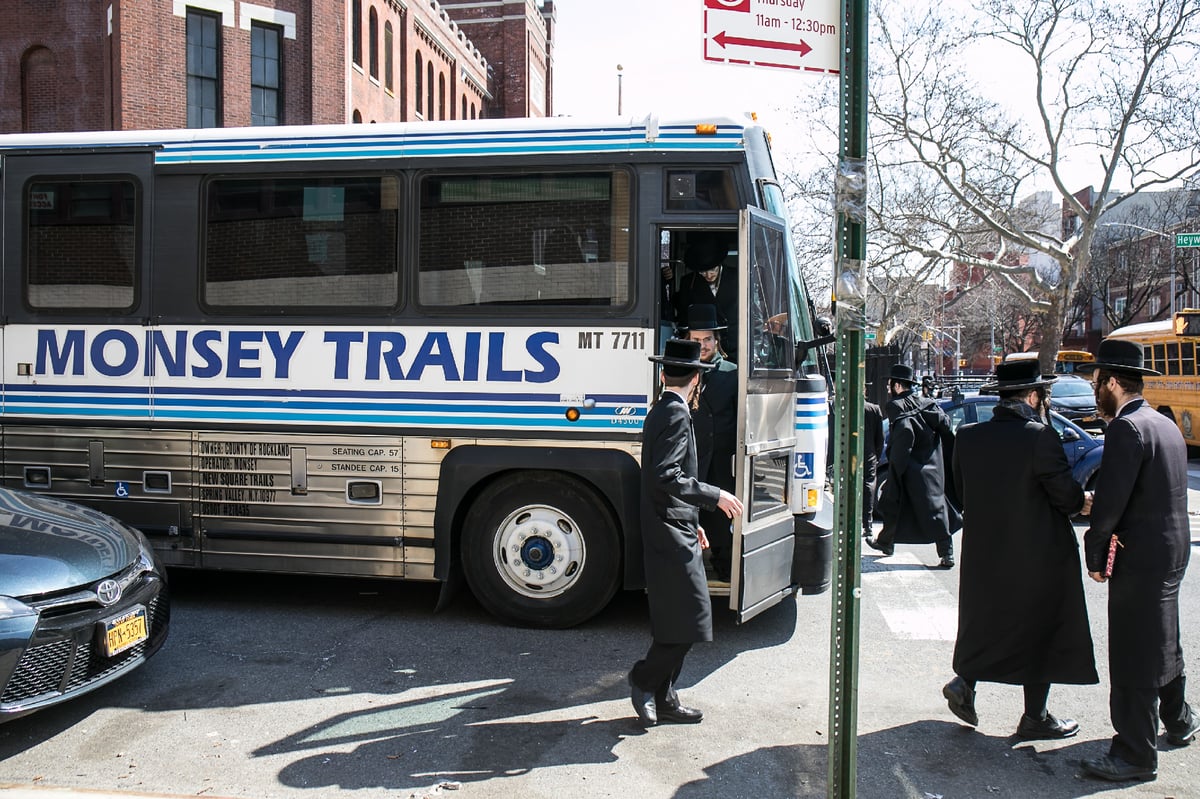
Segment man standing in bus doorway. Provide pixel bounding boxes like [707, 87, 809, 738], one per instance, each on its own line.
[1078, 339, 1197, 782]
[945, 360, 1097, 739]
[684, 304, 738, 583]
[869, 364, 960, 567]
[630, 339, 744, 727]
[674, 232, 739, 363]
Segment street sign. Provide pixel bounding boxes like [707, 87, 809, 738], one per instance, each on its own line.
[865, 331, 876, 341]
[1178, 233, 1200, 248]
[702, 0, 841, 76]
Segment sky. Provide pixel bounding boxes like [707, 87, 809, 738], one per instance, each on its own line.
[549, 0, 837, 157]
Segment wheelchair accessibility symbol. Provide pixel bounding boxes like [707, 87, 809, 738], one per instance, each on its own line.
[115, 481, 130, 498]
[794, 453, 814, 480]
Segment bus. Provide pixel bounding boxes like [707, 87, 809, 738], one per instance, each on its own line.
[0, 115, 832, 628]
[1002, 349, 1096, 374]
[1108, 310, 1200, 447]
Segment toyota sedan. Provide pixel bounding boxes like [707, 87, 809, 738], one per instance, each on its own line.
[1, 488, 170, 722]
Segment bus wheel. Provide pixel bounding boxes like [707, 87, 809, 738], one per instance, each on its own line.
[460, 473, 620, 628]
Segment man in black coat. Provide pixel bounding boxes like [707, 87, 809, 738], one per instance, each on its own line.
[1078, 339, 1197, 782]
[683, 304, 739, 582]
[629, 338, 744, 728]
[945, 360, 1097, 739]
[870, 364, 960, 567]
[673, 232, 738, 363]
[863, 396, 884, 539]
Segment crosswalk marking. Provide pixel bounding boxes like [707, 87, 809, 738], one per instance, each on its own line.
[863, 552, 959, 641]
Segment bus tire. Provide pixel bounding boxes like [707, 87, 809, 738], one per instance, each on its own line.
[460, 472, 621, 628]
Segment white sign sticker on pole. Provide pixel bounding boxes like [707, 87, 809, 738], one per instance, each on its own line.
[702, 0, 841, 76]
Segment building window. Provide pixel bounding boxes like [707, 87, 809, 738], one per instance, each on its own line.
[438, 74, 445, 120]
[462, 96, 467, 120]
[250, 22, 282, 126]
[186, 9, 221, 128]
[471, 102, 476, 119]
[1114, 295, 1127, 316]
[351, 0, 362, 67]
[352, 109, 362, 123]
[368, 7, 379, 80]
[427, 63, 434, 120]
[384, 22, 393, 92]
[415, 52, 423, 115]
[1150, 294, 1161, 316]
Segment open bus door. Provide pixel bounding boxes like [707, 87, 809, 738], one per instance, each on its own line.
[730, 208, 799, 622]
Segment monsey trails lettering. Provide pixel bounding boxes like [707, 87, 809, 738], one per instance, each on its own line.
[35, 328, 561, 384]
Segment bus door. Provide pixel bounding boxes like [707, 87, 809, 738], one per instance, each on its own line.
[731, 208, 798, 622]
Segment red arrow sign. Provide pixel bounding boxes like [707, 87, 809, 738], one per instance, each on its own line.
[712, 30, 813, 57]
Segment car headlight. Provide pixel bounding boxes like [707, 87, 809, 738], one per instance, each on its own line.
[0, 595, 36, 621]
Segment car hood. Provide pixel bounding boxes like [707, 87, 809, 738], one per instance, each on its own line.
[0, 489, 140, 599]
[1052, 395, 1097, 412]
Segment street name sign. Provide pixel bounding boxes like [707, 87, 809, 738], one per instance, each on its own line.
[702, 0, 841, 76]
[1178, 233, 1200, 248]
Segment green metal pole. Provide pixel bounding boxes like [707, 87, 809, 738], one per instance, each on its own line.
[828, 0, 868, 795]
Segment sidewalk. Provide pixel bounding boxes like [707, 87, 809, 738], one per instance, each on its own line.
[0, 787, 241, 799]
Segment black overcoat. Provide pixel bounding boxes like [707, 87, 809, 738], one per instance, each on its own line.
[878, 392, 960, 545]
[640, 390, 722, 643]
[951, 404, 1097, 685]
[1084, 399, 1190, 687]
[693, 355, 737, 490]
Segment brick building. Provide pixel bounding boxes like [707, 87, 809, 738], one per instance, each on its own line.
[0, 0, 555, 133]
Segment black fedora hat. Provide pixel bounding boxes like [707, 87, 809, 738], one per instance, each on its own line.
[682, 303, 726, 332]
[979, 359, 1057, 395]
[683, 232, 733, 273]
[888, 364, 917, 385]
[1075, 338, 1160, 376]
[650, 338, 716, 377]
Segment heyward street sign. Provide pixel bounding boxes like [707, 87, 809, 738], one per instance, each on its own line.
[1177, 233, 1200, 248]
[702, 0, 841, 76]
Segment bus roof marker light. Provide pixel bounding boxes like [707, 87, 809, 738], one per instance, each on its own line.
[695, 124, 718, 136]
[430, 439, 451, 449]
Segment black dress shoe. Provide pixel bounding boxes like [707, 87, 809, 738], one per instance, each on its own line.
[1080, 755, 1157, 782]
[942, 676, 978, 726]
[1016, 712, 1079, 740]
[864, 536, 893, 557]
[657, 702, 703, 724]
[937, 556, 955, 569]
[1166, 711, 1200, 746]
[628, 672, 657, 727]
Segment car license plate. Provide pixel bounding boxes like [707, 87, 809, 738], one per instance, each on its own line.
[101, 606, 148, 656]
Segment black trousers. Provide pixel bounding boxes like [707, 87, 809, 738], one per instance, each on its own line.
[1110, 672, 1192, 768]
[630, 641, 693, 704]
[862, 459, 878, 534]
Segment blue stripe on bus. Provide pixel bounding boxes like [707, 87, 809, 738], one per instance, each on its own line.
[4, 383, 647, 405]
[2, 405, 637, 428]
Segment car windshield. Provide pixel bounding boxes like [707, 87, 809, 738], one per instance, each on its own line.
[1051, 378, 1094, 398]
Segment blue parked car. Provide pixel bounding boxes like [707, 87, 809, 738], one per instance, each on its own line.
[1, 488, 170, 722]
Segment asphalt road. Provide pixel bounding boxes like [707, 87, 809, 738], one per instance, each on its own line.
[2, 474, 1200, 799]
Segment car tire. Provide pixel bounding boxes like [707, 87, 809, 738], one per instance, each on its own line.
[460, 472, 621, 628]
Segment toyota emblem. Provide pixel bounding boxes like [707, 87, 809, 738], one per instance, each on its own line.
[95, 579, 122, 606]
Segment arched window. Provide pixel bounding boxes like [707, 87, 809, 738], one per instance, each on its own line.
[426, 63, 434, 119]
[20, 46, 55, 132]
[383, 22, 393, 92]
[368, 7, 378, 79]
[415, 52, 423, 115]
[461, 96, 467, 120]
[351, 0, 362, 67]
[438, 74, 446, 120]
[352, 109, 362, 123]
[470, 102, 476, 119]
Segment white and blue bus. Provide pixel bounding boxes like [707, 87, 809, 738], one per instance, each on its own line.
[0, 115, 831, 627]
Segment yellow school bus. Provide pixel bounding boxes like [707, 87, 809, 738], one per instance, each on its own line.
[1002, 349, 1096, 374]
[1108, 310, 1200, 446]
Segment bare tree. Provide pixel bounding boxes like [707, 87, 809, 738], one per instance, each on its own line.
[870, 0, 1200, 370]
